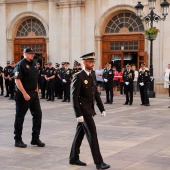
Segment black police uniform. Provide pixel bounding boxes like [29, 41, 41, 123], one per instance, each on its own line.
[46, 67, 56, 101]
[4, 65, 12, 96]
[57, 67, 65, 99]
[37, 67, 43, 91]
[123, 69, 134, 105]
[9, 67, 15, 99]
[0, 66, 4, 95]
[14, 58, 42, 142]
[61, 67, 73, 102]
[138, 70, 150, 105]
[102, 68, 114, 103]
[70, 69, 105, 165]
[54, 66, 61, 97]
[41, 67, 48, 99]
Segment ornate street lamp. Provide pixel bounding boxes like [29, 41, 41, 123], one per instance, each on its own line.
[135, 0, 170, 98]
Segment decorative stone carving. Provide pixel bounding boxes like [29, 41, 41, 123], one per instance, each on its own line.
[55, 0, 86, 8]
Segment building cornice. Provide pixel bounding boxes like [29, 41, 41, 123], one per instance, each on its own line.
[0, 0, 47, 4]
[55, 0, 86, 8]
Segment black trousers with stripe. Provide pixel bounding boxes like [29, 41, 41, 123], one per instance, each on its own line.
[69, 115, 103, 165]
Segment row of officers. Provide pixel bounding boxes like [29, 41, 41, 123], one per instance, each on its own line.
[102, 62, 151, 106]
[0, 60, 82, 101]
[0, 60, 150, 105]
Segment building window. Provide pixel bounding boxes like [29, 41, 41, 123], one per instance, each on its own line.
[105, 12, 144, 34]
[110, 41, 138, 51]
[16, 18, 46, 37]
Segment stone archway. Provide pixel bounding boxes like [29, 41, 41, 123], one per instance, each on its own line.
[6, 12, 49, 64]
[94, 5, 148, 69]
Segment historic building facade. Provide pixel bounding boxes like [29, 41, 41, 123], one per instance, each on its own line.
[0, 0, 169, 93]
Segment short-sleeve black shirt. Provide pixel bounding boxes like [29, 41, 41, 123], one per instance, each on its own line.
[14, 58, 38, 90]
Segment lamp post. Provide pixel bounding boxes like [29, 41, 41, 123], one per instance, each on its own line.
[135, 0, 170, 98]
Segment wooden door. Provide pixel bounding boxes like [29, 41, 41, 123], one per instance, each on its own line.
[14, 38, 47, 65]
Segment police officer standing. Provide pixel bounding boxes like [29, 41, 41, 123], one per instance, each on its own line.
[123, 64, 134, 105]
[103, 62, 114, 104]
[54, 63, 60, 97]
[138, 63, 150, 106]
[36, 62, 43, 94]
[41, 63, 48, 99]
[69, 52, 110, 170]
[14, 47, 45, 148]
[0, 65, 4, 96]
[45, 62, 56, 101]
[61, 62, 72, 102]
[4, 61, 12, 97]
[9, 61, 16, 100]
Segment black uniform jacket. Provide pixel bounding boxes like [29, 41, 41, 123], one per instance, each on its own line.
[0, 66, 3, 77]
[123, 69, 135, 86]
[138, 70, 150, 84]
[72, 70, 105, 118]
[102, 68, 114, 82]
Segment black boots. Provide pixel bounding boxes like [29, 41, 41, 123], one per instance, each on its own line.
[30, 139, 45, 147]
[15, 140, 27, 148]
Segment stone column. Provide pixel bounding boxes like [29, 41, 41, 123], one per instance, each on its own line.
[0, 3, 7, 66]
[7, 39, 14, 62]
[95, 36, 102, 69]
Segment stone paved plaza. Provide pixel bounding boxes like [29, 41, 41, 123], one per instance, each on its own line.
[0, 93, 170, 170]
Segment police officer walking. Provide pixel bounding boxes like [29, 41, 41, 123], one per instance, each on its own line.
[123, 64, 134, 105]
[103, 62, 114, 104]
[69, 52, 110, 170]
[14, 47, 45, 148]
[45, 62, 56, 101]
[0, 65, 4, 96]
[138, 63, 150, 106]
[9, 61, 16, 100]
[4, 61, 12, 97]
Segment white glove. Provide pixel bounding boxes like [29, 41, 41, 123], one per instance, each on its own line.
[62, 79, 67, 83]
[76, 116, 84, 122]
[140, 82, 144, 86]
[125, 82, 129, 85]
[104, 79, 108, 82]
[101, 111, 106, 117]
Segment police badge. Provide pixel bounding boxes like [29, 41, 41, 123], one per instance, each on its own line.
[26, 65, 30, 69]
[84, 80, 88, 84]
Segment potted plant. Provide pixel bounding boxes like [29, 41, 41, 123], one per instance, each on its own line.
[144, 27, 159, 40]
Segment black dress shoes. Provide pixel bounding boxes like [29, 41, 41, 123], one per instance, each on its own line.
[4, 94, 9, 97]
[62, 99, 67, 102]
[104, 102, 109, 104]
[15, 140, 27, 148]
[31, 139, 45, 147]
[140, 103, 145, 105]
[96, 162, 110, 169]
[124, 102, 128, 105]
[129, 103, 132, 105]
[69, 160, 87, 166]
[145, 104, 150, 106]
[46, 99, 51, 101]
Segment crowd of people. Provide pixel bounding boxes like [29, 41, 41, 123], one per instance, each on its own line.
[95, 62, 151, 106]
[1, 57, 169, 107]
[0, 59, 82, 102]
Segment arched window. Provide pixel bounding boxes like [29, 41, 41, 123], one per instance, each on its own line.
[105, 12, 144, 34]
[16, 18, 46, 37]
